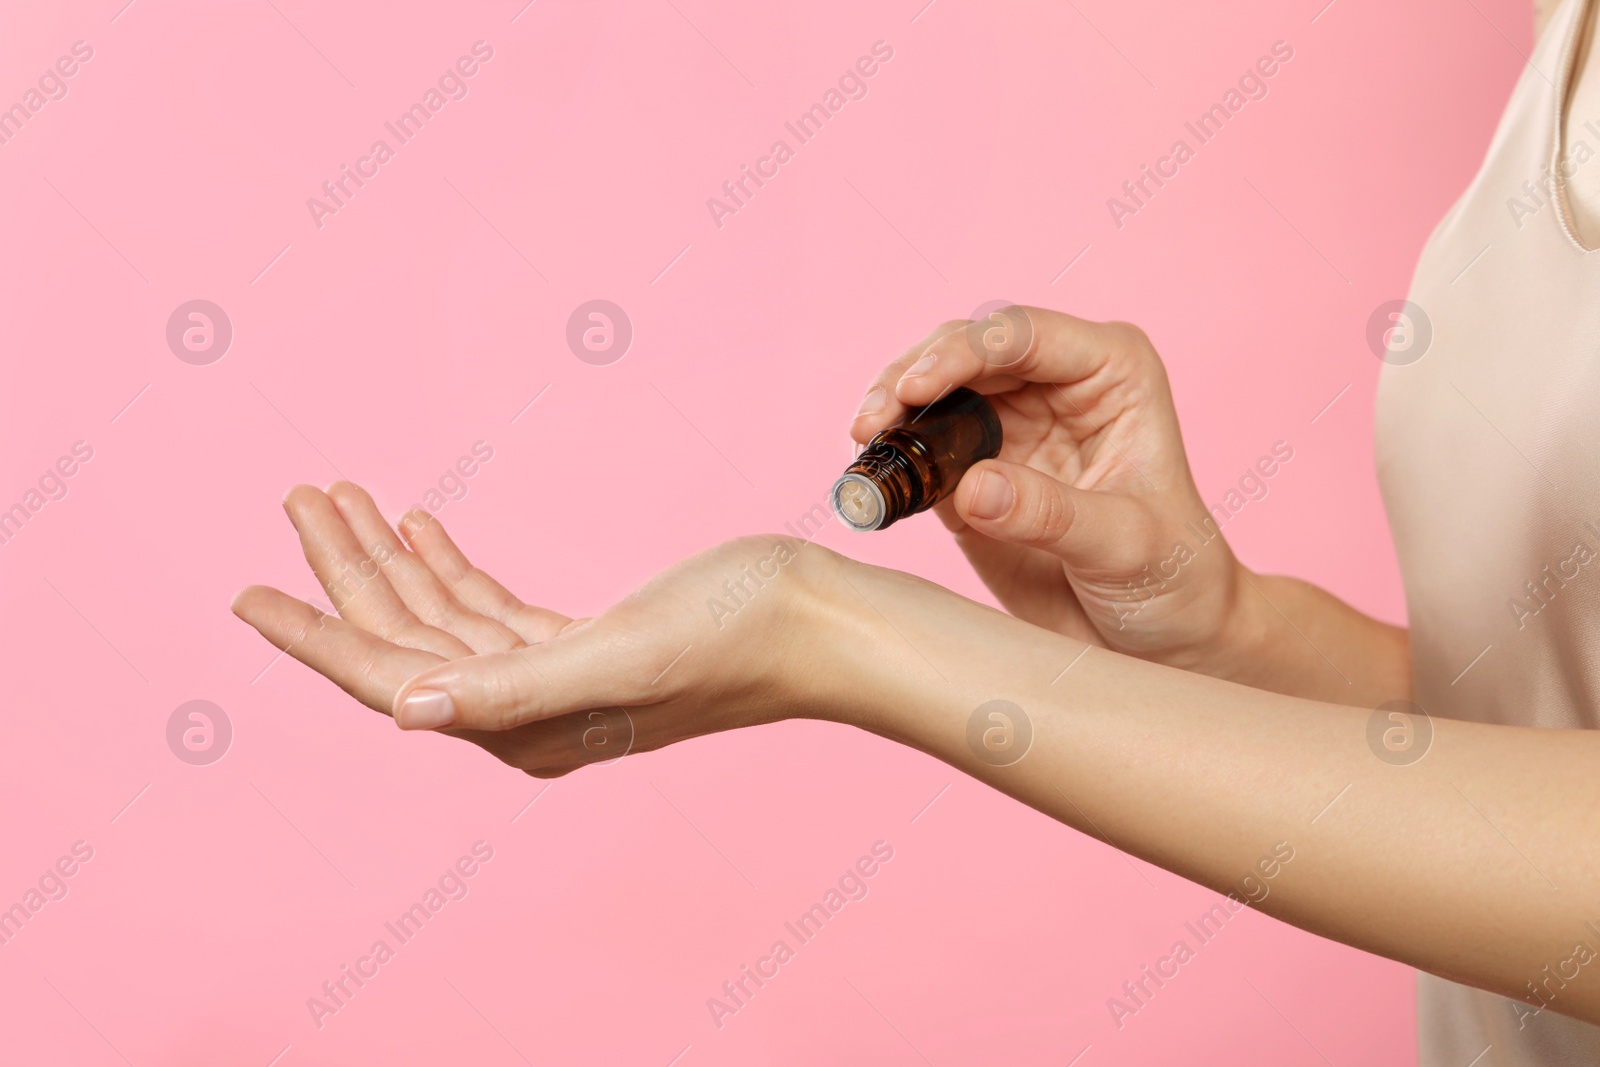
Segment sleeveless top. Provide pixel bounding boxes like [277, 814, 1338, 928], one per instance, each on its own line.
[1375, 0, 1600, 1061]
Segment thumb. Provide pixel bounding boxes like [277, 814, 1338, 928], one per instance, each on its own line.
[954, 459, 1157, 573]
[392, 621, 647, 732]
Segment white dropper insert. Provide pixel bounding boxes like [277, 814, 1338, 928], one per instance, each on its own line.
[831, 474, 886, 531]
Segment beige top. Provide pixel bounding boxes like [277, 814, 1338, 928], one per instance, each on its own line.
[1375, 0, 1600, 1060]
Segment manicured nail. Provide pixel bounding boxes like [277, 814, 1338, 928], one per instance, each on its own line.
[397, 689, 455, 730]
[904, 353, 936, 378]
[856, 387, 886, 417]
[968, 470, 1014, 520]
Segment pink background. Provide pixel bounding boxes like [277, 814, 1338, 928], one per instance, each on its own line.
[0, 0, 1531, 1063]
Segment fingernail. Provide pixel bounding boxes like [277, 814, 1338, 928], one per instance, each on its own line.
[904, 353, 936, 378]
[397, 689, 455, 730]
[968, 470, 1014, 520]
[856, 387, 886, 417]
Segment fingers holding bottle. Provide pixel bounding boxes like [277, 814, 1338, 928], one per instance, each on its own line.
[868, 307, 1147, 415]
[843, 309, 1252, 671]
[850, 319, 971, 445]
[850, 309, 1181, 494]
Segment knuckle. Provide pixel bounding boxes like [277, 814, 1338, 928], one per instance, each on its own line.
[287, 604, 331, 650]
[415, 597, 464, 633]
[326, 480, 360, 506]
[1102, 321, 1170, 391]
[433, 552, 472, 584]
[1107, 320, 1148, 346]
[352, 649, 383, 688]
[1113, 319, 1152, 351]
[388, 613, 437, 649]
[397, 508, 435, 542]
[1019, 486, 1077, 549]
[476, 681, 521, 729]
[900, 321, 969, 366]
[493, 620, 528, 649]
[479, 668, 534, 729]
[1110, 321, 1159, 365]
[285, 618, 315, 651]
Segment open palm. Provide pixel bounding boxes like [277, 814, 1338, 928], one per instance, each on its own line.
[234, 483, 647, 777]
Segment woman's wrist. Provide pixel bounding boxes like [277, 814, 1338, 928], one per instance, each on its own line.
[1169, 561, 1322, 694]
[781, 543, 1075, 755]
[1195, 560, 1277, 685]
[1188, 565, 1412, 705]
[779, 543, 928, 733]
[1117, 553, 1261, 685]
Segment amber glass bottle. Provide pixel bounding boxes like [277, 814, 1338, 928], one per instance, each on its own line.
[832, 386, 1003, 531]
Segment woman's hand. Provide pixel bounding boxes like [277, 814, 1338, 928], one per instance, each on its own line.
[851, 307, 1247, 674]
[231, 483, 850, 777]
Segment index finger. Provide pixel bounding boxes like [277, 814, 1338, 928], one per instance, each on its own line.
[883, 307, 1140, 416]
[849, 319, 967, 444]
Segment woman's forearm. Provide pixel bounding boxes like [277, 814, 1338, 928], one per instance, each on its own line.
[813, 554, 1600, 1027]
[1209, 569, 1412, 707]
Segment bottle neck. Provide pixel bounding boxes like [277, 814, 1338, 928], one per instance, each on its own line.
[842, 438, 926, 530]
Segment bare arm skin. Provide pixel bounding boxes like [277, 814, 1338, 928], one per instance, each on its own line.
[837, 555, 1600, 1029]
[233, 488, 1600, 1028]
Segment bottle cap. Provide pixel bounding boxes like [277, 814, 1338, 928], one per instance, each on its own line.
[831, 473, 887, 531]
